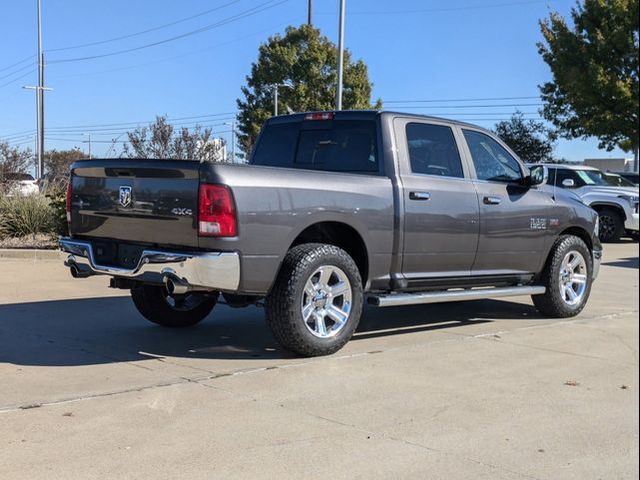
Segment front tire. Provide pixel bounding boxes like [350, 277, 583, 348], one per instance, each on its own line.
[130, 284, 218, 328]
[266, 244, 363, 357]
[532, 235, 593, 318]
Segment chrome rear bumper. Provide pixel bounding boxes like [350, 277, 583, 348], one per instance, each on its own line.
[59, 238, 240, 291]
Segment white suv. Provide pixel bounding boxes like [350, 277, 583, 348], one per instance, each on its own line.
[538, 164, 639, 242]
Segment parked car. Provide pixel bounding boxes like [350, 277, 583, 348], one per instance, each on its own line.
[612, 171, 639, 187]
[60, 111, 602, 357]
[602, 171, 638, 188]
[0, 172, 39, 196]
[533, 164, 639, 242]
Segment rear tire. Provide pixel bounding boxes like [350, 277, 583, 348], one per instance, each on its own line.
[266, 244, 363, 357]
[597, 207, 624, 243]
[130, 284, 218, 328]
[532, 235, 593, 318]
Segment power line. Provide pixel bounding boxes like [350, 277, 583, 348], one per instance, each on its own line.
[48, 0, 289, 64]
[0, 54, 35, 74]
[48, 0, 243, 52]
[1, 112, 237, 139]
[0, 68, 36, 89]
[47, 21, 294, 79]
[0, 62, 36, 81]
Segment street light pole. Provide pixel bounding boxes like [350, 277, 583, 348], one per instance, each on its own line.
[271, 83, 292, 116]
[83, 133, 92, 159]
[37, 0, 45, 178]
[22, 84, 52, 177]
[308, 0, 312, 25]
[274, 85, 279, 116]
[224, 121, 236, 163]
[336, 0, 346, 110]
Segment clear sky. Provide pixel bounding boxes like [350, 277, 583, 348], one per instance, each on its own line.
[0, 0, 629, 161]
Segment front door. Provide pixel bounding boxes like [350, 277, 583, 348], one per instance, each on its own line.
[396, 119, 480, 283]
[460, 128, 551, 275]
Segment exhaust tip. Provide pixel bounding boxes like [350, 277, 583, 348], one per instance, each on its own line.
[69, 264, 80, 278]
[164, 275, 189, 295]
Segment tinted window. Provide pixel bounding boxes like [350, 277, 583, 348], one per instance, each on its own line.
[251, 123, 299, 168]
[463, 130, 523, 183]
[251, 120, 379, 174]
[406, 123, 464, 178]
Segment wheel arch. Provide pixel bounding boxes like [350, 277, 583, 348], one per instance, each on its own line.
[558, 226, 594, 252]
[589, 202, 627, 221]
[270, 221, 371, 291]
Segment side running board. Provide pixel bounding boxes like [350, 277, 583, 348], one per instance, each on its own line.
[368, 286, 546, 307]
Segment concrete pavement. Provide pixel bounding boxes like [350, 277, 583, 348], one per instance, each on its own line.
[0, 242, 638, 479]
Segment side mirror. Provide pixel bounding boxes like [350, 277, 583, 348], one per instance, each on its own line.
[527, 165, 548, 187]
[562, 179, 576, 188]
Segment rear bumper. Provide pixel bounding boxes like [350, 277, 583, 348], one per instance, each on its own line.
[59, 238, 240, 292]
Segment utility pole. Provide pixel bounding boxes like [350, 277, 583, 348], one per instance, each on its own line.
[308, 0, 312, 25]
[274, 85, 279, 116]
[83, 133, 92, 159]
[23, 0, 50, 179]
[22, 84, 51, 177]
[37, 0, 45, 177]
[336, 0, 346, 110]
[224, 121, 236, 163]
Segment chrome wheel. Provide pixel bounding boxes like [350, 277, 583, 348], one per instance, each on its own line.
[301, 265, 352, 338]
[558, 251, 588, 306]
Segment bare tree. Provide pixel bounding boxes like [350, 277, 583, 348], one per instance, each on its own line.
[122, 116, 227, 162]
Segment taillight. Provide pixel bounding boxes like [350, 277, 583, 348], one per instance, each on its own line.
[198, 184, 237, 237]
[66, 181, 72, 223]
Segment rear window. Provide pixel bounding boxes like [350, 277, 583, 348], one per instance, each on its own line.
[251, 120, 379, 174]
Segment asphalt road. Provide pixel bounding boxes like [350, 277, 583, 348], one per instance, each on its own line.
[0, 242, 638, 479]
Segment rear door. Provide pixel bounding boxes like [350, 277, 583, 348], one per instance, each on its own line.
[70, 159, 201, 248]
[459, 128, 551, 275]
[394, 118, 480, 282]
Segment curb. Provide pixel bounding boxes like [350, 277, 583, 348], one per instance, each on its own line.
[0, 249, 61, 261]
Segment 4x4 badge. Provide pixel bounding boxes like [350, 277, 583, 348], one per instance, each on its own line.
[119, 186, 132, 207]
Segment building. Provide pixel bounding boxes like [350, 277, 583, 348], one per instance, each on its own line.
[583, 157, 635, 173]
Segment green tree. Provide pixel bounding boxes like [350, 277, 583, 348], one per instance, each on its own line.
[45, 148, 86, 178]
[494, 112, 556, 163]
[122, 116, 227, 161]
[538, 0, 639, 159]
[236, 25, 381, 154]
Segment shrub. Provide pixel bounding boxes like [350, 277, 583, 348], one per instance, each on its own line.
[0, 193, 55, 239]
[44, 185, 69, 237]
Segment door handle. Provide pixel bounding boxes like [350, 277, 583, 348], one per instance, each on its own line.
[483, 196, 502, 205]
[409, 191, 431, 201]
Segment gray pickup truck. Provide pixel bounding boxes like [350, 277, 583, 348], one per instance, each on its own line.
[60, 111, 602, 357]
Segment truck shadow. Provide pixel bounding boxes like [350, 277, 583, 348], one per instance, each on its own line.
[0, 296, 541, 367]
[602, 256, 639, 269]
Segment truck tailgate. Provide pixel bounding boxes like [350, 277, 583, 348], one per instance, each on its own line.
[70, 159, 201, 248]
